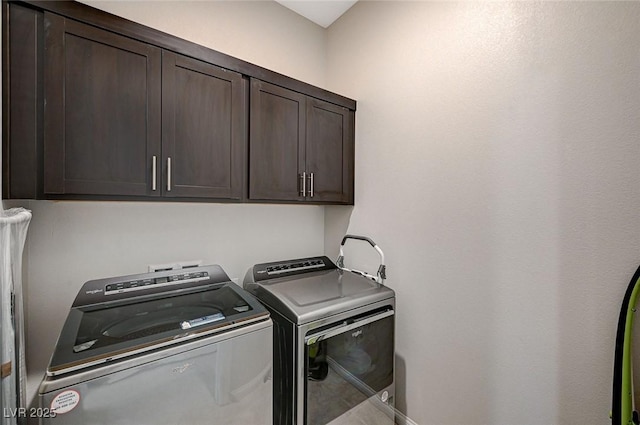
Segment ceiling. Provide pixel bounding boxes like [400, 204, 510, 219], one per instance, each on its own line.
[274, 0, 358, 28]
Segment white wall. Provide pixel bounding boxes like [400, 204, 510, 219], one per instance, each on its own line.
[326, 2, 640, 425]
[3, 0, 330, 400]
[81, 0, 327, 88]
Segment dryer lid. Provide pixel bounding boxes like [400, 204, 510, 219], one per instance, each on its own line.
[246, 267, 394, 325]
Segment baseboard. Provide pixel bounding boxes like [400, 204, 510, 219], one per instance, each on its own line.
[395, 409, 419, 425]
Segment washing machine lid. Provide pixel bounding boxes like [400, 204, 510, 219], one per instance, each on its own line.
[48, 266, 269, 376]
[246, 257, 394, 325]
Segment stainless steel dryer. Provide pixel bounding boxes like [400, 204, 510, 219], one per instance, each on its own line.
[38, 265, 272, 425]
[244, 235, 395, 425]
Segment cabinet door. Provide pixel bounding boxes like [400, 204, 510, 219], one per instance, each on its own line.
[249, 79, 306, 201]
[43, 13, 161, 196]
[305, 98, 354, 204]
[4, 3, 42, 199]
[162, 52, 245, 199]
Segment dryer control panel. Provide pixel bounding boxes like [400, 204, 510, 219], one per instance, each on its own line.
[251, 256, 337, 282]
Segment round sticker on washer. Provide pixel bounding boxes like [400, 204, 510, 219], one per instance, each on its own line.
[50, 390, 80, 414]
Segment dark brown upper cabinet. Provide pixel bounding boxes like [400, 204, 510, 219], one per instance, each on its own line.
[3, 0, 355, 205]
[43, 12, 162, 197]
[249, 80, 306, 202]
[249, 79, 354, 204]
[3, 3, 42, 199]
[305, 97, 354, 204]
[42, 15, 245, 200]
[161, 51, 245, 200]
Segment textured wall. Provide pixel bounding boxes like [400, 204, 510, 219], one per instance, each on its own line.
[326, 2, 640, 424]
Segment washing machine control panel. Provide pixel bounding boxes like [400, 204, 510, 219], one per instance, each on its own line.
[104, 271, 210, 295]
[73, 265, 231, 307]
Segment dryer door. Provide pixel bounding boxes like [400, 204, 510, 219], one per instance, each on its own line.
[303, 308, 395, 425]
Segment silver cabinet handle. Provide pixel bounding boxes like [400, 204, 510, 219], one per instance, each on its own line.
[152, 156, 157, 191]
[167, 157, 172, 192]
[309, 172, 314, 198]
[299, 171, 307, 197]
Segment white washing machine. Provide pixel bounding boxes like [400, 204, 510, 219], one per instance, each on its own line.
[38, 265, 272, 425]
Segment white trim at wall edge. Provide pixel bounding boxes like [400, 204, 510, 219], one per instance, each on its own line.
[395, 410, 420, 425]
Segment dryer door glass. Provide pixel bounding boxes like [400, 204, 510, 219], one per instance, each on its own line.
[304, 308, 394, 425]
